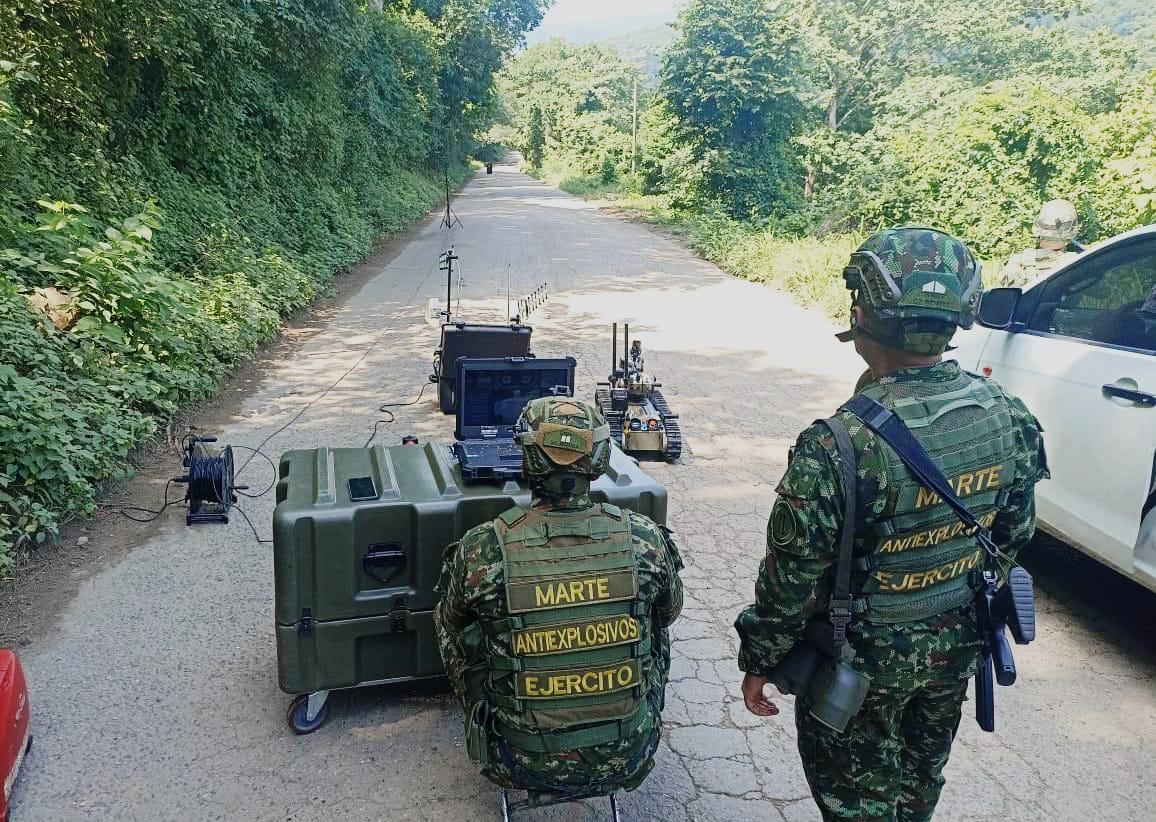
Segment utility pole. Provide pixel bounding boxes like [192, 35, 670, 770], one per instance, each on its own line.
[631, 76, 639, 177]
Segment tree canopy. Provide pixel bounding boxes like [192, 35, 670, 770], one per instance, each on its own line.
[500, 0, 1156, 254]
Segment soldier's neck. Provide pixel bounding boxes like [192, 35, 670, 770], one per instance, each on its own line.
[865, 349, 942, 380]
[532, 492, 594, 512]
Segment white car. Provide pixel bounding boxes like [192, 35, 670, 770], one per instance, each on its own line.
[951, 225, 1156, 592]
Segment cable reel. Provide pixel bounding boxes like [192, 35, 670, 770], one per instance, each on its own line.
[176, 434, 247, 525]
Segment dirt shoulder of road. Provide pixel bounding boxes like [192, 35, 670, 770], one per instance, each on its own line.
[0, 213, 439, 648]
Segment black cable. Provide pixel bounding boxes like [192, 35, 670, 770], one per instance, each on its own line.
[106, 479, 179, 523]
[364, 413, 396, 448]
[230, 445, 278, 498]
[234, 323, 415, 477]
[232, 503, 273, 544]
[379, 383, 428, 413]
[364, 383, 430, 447]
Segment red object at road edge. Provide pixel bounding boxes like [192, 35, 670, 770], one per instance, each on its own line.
[1, 650, 31, 822]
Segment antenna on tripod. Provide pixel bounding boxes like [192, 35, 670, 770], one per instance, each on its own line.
[440, 167, 462, 230]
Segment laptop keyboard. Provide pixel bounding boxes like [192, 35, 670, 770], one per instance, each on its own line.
[462, 442, 523, 461]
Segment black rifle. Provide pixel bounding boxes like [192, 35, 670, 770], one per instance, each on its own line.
[844, 395, 1036, 733]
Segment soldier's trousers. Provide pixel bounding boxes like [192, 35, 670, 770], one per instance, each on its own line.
[795, 675, 969, 822]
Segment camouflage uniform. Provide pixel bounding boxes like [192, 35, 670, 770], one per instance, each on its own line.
[1000, 199, 1081, 288]
[737, 228, 1049, 822]
[737, 363, 1047, 820]
[998, 247, 1078, 288]
[435, 398, 683, 797]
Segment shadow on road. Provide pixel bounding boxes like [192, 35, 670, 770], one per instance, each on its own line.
[1020, 532, 1156, 668]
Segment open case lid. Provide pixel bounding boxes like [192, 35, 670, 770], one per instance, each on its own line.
[455, 356, 577, 441]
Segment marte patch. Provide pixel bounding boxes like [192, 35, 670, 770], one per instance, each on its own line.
[770, 499, 799, 547]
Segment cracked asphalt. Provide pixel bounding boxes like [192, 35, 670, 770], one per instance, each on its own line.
[10, 163, 1156, 821]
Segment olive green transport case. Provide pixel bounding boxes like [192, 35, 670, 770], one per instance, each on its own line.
[272, 441, 667, 732]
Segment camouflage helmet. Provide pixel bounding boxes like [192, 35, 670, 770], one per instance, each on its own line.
[515, 397, 612, 495]
[1033, 199, 1078, 241]
[836, 226, 982, 355]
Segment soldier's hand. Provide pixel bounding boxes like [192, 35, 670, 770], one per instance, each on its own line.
[741, 674, 780, 717]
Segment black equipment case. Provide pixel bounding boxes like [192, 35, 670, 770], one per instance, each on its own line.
[432, 323, 532, 413]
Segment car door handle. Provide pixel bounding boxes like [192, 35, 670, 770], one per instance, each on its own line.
[1101, 384, 1156, 407]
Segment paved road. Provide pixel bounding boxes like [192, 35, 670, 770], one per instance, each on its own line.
[12, 165, 1156, 821]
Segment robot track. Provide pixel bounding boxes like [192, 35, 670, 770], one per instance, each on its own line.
[652, 389, 682, 462]
[595, 386, 625, 447]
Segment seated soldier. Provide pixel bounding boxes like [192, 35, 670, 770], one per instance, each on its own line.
[434, 397, 683, 802]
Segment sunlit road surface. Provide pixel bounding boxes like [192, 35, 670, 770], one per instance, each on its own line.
[11, 164, 1156, 821]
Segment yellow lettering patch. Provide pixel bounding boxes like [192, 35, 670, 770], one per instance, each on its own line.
[517, 659, 642, 700]
[913, 464, 1007, 511]
[873, 549, 984, 593]
[506, 569, 637, 613]
[879, 512, 998, 554]
[511, 616, 642, 656]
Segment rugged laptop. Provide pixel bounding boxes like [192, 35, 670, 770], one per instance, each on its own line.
[453, 356, 577, 481]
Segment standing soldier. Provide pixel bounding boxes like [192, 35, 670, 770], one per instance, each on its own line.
[999, 199, 1081, 287]
[736, 228, 1049, 822]
[435, 397, 683, 804]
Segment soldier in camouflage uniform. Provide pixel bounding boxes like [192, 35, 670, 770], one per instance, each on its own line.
[999, 199, 1081, 287]
[736, 227, 1049, 822]
[435, 397, 683, 801]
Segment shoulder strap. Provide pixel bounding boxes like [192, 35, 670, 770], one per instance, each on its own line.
[844, 394, 998, 561]
[499, 506, 528, 527]
[819, 417, 857, 649]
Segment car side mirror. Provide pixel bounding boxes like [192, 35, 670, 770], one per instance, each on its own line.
[978, 288, 1023, 330]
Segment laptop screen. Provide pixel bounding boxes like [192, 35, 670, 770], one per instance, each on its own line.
[457, 358, 577, 437]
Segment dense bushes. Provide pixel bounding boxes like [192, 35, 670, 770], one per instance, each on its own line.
[813, 77, 1156, 258]
[0, 1, 545, 567]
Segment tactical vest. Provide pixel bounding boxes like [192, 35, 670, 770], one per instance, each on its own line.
[850, 374, 1018, 624]
[479, 503, 655, 754]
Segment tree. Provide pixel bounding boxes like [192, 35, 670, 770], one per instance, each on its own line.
[408, 1, 551, 157]
[526, 105, 545, 168]
[660, 0, 808, 217]
[499, 40, 641, 179]
[794, 0, 1086, 134]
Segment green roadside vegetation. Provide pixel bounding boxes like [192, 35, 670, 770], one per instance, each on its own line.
[496, 0, 1156, 319]
[0, 1, 548, 568]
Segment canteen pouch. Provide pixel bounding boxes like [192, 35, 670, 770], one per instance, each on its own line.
[806, 660, 871, 733]
[465, 699, 494, 766]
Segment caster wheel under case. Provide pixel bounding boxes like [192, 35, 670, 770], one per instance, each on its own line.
[286, 694, 329, 734]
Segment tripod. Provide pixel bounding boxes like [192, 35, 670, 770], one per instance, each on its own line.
[440, 167, 461, 229]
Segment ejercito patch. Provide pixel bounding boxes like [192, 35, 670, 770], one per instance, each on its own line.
[770, 499, 798, 547]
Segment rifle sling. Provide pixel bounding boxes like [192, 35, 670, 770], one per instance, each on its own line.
[819, 417, 857, 651]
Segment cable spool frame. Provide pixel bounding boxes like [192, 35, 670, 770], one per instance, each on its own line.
[179, 435, 240, 525]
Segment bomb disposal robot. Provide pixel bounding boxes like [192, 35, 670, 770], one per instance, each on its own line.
[595, 324, 681, 462]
